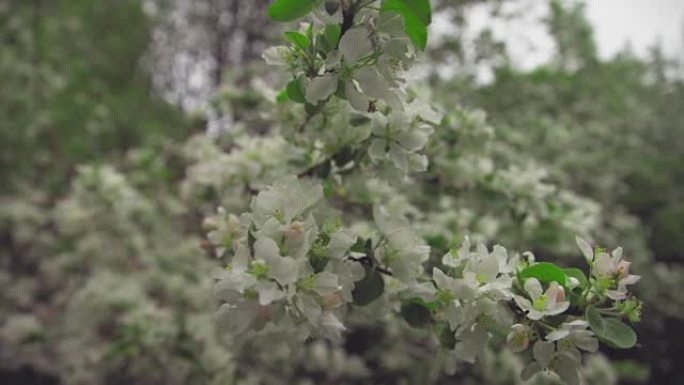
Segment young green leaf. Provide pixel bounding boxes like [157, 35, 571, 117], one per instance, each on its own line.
[586, 305, 605, 336]
[563, 267, 588, 289]
[400, 301, 432, 327]
[268, 0, 320, 22]
[602, 318, 637, 349]
[519, 262, 567, 286]
[286, 79, 307, 103]
[352, 266, 385, 305]
[284, 31, 310, 50]
[324, 24, 341, 47]
[437, 323, 456, 349]
[380, 0, 431, 50]
[276, 88, 290, 103]
[382, 0, 431, 24]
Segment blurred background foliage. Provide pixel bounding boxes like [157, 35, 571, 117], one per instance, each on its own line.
[1, 0, 682, 384]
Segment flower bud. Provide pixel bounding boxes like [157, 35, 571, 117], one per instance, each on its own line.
[506, 324, 530, 353]
[284, 221, 305, 239]
[321, 292, 343, 310]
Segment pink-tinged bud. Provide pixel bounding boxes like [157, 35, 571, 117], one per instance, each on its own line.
[321, 292, 343, 310]
[506, 324, 529, 353]
[284, 221, 305, 239]
[547, 282, 565, 304]
[616, 260, 631, 279]
[555, 285, 565, 303]
[202, 217, 218, 231]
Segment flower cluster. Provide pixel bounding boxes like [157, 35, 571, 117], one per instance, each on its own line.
[204, 1, 645, 384]
[211, 176, 363, 342]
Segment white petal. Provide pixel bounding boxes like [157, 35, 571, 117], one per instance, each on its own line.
[314, 271, 341, 295]
[527, 309, 544, 321]
[621, 274, 641, 286]
[547, 301, 570, 316]
[216, 302, 259, 335]
[546, 329, 570, 341]
[354, 66, 403, 110]
[533, 340, 555, 368]
[524, 278, 543, 299]
[565, 319, 589, 329]
[345, 80, 369, 111]
[606, 290, 627, 300]
[255, 281, 285, 305]
[513, 295, 532, 311]
[305, 74, 338, 103]
[266, 255, 299, 286]
[339, 28, 373, 62]
[262, 46, 288, 66]
[327, 230, 357, 260]
[575, 235, 594, 262]
[368, 138, 387, 161]
[611, 246, 623, 261]
[389, 143, 408, 172]
[593, 252, 614, 276]
[319, 312, 346, 341]
[432, 268, 453, 292]
[254, 237, 280, 260]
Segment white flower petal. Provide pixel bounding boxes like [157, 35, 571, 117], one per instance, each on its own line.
[524, 278, 543, 299]
[546, 329, 570, 341]
[345, 80, 370, 111]
[305, 74, 338, 103]
[533, 340, 555, 368]
[255, 281, 285, 305]
[575, 235, 594, 262]
[339, 28, 373, 62]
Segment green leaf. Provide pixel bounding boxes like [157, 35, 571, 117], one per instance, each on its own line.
[603, 318, 637, 349]
[563, 267, 588, 289]
[284, 31, 310, 50]
[323, 177, 333, 198]
[268, 0, 320, 22]
[324, 24, 341, 47]
[352, 266, 385, 306]
[286, 79, 307, 103]
[407, 296, 438, 311]
[333, 146, 354, 167]
[383, 0, 431, 24]
[519, 262, 567, 286]
[350, 237, 366, 253]
[437, 323, 456, 349]
[380, 0, 431, 50]
[586, 305, 605, 336]
[276, 89, 289, 103]
[400, 301, 432, 327]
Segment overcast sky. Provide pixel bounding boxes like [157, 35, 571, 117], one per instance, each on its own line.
[586, 0, 684, 58]
[455, 0, 684, 74]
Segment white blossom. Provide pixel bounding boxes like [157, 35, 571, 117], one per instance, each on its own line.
[514, 278, 569, 320]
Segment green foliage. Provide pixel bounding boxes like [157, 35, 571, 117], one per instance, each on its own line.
[519, 262, 567, 287]
[381, 0, 432, 49]
[352, 266, 385, 305]
[400, 301, 433, 327]
[268, 0, 321, 22]
[286, 79, 308, 103]
[563, 267, 588, 289]
[324, 24, 341, 47]
[602, 319, 637, 349]
[586, 306, 637, 349]
[284, 31, 311, 50]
